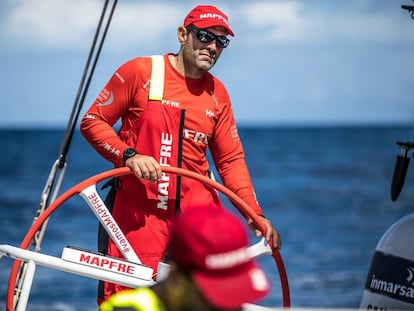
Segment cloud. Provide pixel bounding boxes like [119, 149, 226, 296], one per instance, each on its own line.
[2, 0, 414, 52]
[239, 1, 414, 44]
[1, 0, 183, 51]
[1, 0, 413, 126]
[240, 2, 306, 42]
[2, 0, 102, 49]
[106, 3, 183, 52]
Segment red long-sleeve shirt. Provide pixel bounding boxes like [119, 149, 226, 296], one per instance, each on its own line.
[80, 53, 262, 216]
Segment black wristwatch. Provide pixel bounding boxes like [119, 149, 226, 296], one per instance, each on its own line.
[123, 148, 137, 165]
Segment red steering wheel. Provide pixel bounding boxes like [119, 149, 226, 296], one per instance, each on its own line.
[6, 166, 290, 310]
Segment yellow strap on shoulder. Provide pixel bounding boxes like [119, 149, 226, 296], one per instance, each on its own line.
[149, 55, 165, 101]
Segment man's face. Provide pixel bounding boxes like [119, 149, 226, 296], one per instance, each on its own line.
[182, 26, 228, 73]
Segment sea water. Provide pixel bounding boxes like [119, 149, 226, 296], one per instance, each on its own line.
[0, 126, 413, 310]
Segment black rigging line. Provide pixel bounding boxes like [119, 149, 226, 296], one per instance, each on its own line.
[58, 0, 118, 168]
[13, 2, 119, 309]
[391, 3, 414, 201]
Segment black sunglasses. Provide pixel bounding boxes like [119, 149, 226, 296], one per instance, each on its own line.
[187, 26, 230, 48]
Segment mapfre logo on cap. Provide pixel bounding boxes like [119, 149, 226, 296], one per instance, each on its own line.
[199, 13, 229, 25]
[205, 247, 249, 269]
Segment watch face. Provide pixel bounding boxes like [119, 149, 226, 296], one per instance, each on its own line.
[125, 148, 136, 157]
[123, 148, 137, 162]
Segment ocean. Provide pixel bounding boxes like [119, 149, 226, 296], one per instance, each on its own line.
[1, 126, 413, 310]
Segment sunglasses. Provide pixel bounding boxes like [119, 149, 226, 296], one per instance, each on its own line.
[187, 26, 230, 48]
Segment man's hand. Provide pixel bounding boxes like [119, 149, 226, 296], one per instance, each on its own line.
[248, 215, 282, 249]
[125, 154, 162, 183]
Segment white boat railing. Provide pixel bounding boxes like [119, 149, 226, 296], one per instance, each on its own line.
[0, 237, 272, 311]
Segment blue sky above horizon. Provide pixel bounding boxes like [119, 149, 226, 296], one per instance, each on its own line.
[1, 0, 414, 127]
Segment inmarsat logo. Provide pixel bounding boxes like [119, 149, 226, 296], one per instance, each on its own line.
[365, 252, 414, 303]
[407, 266, 414, 286]
[370, 273, 414, 300]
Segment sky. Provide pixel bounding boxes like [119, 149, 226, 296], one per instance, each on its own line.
[1, 0, 414, 127]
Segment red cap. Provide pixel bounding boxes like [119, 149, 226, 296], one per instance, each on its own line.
[167, 206, 270, 309]
[183, 5, 235, 36]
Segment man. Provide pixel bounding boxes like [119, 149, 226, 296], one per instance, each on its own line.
[80, 4, 281, 303]
[99, 207, 271, 311]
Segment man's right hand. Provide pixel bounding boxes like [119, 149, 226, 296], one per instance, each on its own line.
[125, 154, 162, 183]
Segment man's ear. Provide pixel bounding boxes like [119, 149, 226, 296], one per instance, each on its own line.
[177, 26, 188, 45]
